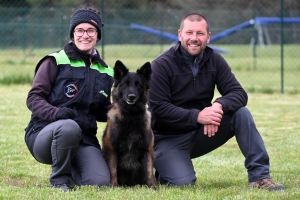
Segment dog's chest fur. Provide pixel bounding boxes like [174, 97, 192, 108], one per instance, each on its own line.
[111, 111, 150, 155]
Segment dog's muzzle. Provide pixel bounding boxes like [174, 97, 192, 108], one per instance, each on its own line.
[126, 94, 137, 105]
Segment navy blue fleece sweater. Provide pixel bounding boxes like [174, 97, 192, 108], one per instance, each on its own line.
[148, 41, 247, 134]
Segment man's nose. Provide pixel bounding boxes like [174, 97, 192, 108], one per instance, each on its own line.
[190, 33, 198, 40]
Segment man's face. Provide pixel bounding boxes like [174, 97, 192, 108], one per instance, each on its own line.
[178, 19, 211, 57]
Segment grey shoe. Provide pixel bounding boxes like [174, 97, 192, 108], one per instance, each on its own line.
[248, 178, 285, 191]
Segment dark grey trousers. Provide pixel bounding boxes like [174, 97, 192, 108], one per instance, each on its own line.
[33, 119, 110, 186]
[154, 107, 270, 186]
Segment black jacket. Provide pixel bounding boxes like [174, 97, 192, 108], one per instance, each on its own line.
[25, 42, 114, 155]
[148, 42, 248, 134]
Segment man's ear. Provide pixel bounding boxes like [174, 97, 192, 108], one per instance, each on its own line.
[178, 29, 181, 41]
[207, 32, 211, 43]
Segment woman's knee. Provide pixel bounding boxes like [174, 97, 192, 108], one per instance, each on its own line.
[87, 175, 110, 187]
[72, 145, 111, 187]
[55, 119, 81, 142]
[33, 120, 80, 162]
[73, 172, 110, 187]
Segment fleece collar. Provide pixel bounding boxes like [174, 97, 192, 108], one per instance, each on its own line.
[64, 41, 108, 67]
[174, 41, 214, 65]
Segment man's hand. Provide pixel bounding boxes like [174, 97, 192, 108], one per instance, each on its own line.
[203, 124, 219, 137]
[197, 102, 223, 137]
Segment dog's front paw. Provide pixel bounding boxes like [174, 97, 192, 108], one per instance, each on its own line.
[150, 185, 157, 190]
[111, 179, 118, 187]
[147, 179, 157, 190]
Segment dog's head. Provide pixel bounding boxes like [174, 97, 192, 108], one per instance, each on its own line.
[112, 60, 151, 105]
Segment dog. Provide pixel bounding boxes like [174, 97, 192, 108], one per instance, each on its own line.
[102, 60, 156, 189]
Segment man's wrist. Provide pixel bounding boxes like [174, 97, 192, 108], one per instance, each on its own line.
[212, 102, 223, 110]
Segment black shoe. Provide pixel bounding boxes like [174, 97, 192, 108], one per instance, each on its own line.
[51, 183, 75, 192]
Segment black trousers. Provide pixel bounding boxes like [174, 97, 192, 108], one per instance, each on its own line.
[32, 119, 110, 186]
[154, 107, 270, 186]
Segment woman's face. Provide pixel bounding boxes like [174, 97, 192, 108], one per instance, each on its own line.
[73, 23, 98, 54]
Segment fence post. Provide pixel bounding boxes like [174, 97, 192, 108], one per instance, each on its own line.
[252, 11, 257, 71]
[280, 0, 284, 93]
[101, 0, 105, 60]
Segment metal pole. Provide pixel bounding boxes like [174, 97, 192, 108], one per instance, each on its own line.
[252, 11, 257, 71]
[101, 0, 105, 60]
[160, 11, 163, 53]
[280, 0, 284, 93]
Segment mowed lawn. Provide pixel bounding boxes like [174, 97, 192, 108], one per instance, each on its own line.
[0, 84, 300, 199]
[0, 44, 300, 93]
[0, 44, 299, 199]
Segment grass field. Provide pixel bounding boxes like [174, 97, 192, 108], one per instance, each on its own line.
[0, 44, 300, 93]
[0, 84, 300, 199]
[0, 45, 300, 199]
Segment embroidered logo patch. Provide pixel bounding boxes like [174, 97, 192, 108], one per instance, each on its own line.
[99, 90, 108, 97]
[64, 84, 78, 98]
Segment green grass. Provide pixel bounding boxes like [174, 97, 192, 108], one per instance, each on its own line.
[0, 84, 300, 199]
[1, 44, 300, 93]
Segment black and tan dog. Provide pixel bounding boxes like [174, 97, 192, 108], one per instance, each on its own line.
[102, 60, 156, 189]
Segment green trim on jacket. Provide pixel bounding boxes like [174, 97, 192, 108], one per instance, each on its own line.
[49, 50, 114, 77]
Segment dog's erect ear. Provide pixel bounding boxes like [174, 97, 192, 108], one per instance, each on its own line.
[137, 62, 152, 83]
[114, 60, 129, 83]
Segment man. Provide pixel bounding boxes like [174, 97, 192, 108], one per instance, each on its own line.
[148, 13, 285, 191]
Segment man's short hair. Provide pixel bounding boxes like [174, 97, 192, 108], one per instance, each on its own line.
[179, 13, 210, 33]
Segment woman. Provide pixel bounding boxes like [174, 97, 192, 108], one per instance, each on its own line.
[24, 6, 114, 191]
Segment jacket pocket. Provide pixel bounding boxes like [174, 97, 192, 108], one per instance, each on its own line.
[24, 118, 50, 155]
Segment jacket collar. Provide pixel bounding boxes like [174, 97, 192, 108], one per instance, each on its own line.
[174, 41, 214, 64]
[64, 41, 108, 67]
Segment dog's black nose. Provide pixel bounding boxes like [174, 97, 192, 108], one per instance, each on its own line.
[128, 94, 136, 101]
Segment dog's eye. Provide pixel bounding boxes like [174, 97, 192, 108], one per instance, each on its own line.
[136, 82, 142, 87]
[121, 82, 128, 86]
